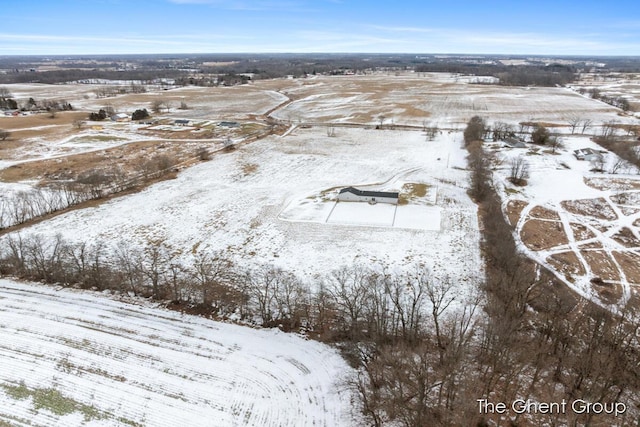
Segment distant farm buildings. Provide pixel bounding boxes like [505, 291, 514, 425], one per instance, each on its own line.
[337, 187, 399, 205]
[174, 119, 191, 126]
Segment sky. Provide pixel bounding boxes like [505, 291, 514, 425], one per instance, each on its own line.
[1, 0, 640, 56]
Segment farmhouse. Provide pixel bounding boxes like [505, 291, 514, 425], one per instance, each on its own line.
[337, 187, 399, 205]
[174, 119, 191, 126]
[573, 148, 603, 161]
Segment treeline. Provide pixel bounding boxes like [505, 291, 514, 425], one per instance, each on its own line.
[0, 69, 185, 85]
[415, 63, 576, 86]
[0, 154, 179, 230]
[0, 233, 466, 345]
[578, 88, 632, 111]
[593, 122, 640, 171]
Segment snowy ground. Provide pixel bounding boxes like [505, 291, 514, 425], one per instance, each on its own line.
[493, 136, 640, 308]
[0, 279, 358, 427]
[3, 127, 482, 290]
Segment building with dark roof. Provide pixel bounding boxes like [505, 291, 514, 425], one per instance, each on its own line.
[337, 187, 399, 205]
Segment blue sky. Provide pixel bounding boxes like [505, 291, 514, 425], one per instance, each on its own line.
[1, 0, 640, 55]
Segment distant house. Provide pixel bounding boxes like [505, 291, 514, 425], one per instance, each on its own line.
[337, 187, 399, 205]
[573, 148, 603, 162]
[174, 119, 191, 126]
[111, 113, 130, 122]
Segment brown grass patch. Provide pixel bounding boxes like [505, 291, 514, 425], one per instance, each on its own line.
[546, 251, 585, 282]
[620, 206, 640, 216]
[591, 279, 623, 304]
[612, 227, 640, 248]
[579, 241, 603, 249]
[561, 198, 617, 220]
[0, 140, 211, 184]
[529, 205, 560, 220]
[582, 251, 620, 281]
[584, 177, 640, 191]
[240, 163, 258, 176]
[612, 251, 640, 284]
[505, 199, 528, 227]
[0, 111, 88, 131]
[569, 223, 596, 241]
[398, 183, 430, 205]
[520, 219, 568, 251]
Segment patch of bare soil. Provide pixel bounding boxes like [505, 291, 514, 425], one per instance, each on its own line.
[520, 219, 568, 250]
[612, 251, 640, 284]
[612, 227, 640, 248]
[506, 199, 528, 227]
[569, 223, 596, 241]
[619, 206, 640, 216]
[546, 251, 585, 282]
[628, 287, 640, 309]
[398, 183, 430, 205]
[635, 218, 640, 227]
[529, 205, 560, 220]
[582, 251, 620, 282]
[561, 198, 617, 220]
[579, 241, 603, 249]
[584, 177, 640, 191]
[591, 279, 623, 304]
[611, 191, 640, 205]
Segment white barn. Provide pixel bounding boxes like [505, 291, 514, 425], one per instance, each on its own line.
[337, 187, 399, 205]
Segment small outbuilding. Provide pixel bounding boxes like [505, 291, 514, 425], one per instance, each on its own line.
[337, 187, 399, 205]
[111, 113, 130, 122]
[573, 148, 603, 162]
[174, 119, 191, 126]
[504, 137, 527, 148]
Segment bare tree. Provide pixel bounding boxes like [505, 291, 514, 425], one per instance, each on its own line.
[326, 125, 336, 137]
[548, 135, 563, 154]
[580, 118, 593, 134]
[509, 156, 530, 185]
[491, 121, 514, 141]
[425, 123, 439, 141]
[327, 265, 371, 339]
[531, 125, 550, 145]
[140, 239, 173, 299]
[151, 99, 166, 114]
[599, 120, 618, 141]
[190, 250, 234, 311]
[463, 116, 486, 145]
[567, 115, 582, 134]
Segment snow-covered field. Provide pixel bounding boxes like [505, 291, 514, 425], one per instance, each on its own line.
[4, 127, 482, 288]
[260, 73, 635, 128]
[0, 279, 358, 427]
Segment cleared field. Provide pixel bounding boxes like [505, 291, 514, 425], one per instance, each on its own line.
[257, 73, 634, 128]
[0, 279, 357, 427]
[2, 127, 482, 291]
